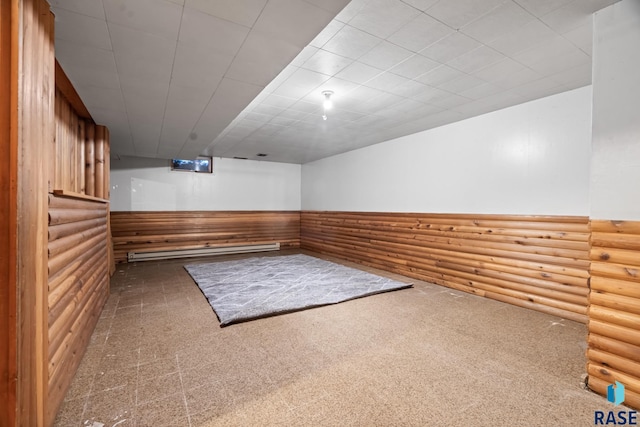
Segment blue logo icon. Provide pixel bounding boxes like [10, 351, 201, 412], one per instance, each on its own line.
[607, 381, 625, 406]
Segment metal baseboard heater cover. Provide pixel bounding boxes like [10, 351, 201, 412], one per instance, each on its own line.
[127, 243, 281, 262]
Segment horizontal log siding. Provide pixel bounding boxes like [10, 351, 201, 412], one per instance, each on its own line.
[301, 211, 590, 323]
[47, 194, 109, 422]
[587, 220, 640, 409]
[110, 211, 301, 263]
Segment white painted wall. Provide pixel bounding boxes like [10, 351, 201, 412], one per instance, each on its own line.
[591, 0, 640, 221]
[302, 86, 592, 216]
[110, 156, 301, 211]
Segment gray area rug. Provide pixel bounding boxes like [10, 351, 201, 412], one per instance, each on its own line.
[184, 254, 412, 326]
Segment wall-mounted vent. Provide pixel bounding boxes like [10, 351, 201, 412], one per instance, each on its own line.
[256, 153, 268, 157]
[233, 156, 248, 160]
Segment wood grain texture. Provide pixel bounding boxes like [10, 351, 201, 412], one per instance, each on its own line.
[301, 211, 590, 323]
[110, 211, 301, 263]
[0, 0, 18, 423]
[46, 194, 109, 424]
[14, 1, 55, 425]
[588, 219, 640, 408]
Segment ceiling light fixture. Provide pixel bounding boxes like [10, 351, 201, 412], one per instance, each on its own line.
[322, 90, 334, 121]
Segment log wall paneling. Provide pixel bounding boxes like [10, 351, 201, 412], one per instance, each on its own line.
[110, 211, 301, 263]
[0, 0, 17, 423]
[54, 84, 106, 197]
[588, 220, 640, 409]
[15, 0, 55, 425]
[47, 194, 109, 423]
[94, 125, 106, 199]
[84, 124, 95, 197]
[301, 211, 591, 323]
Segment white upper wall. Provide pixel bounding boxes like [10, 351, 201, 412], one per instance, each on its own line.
[591, 0, 640, 221]
[302, 86, 592, 216]
[110, 156, 301, 211]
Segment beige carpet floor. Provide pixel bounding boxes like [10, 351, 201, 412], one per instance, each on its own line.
[54, 249, 614, 427]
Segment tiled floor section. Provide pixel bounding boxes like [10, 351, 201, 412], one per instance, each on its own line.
[55, 250, 612, 426]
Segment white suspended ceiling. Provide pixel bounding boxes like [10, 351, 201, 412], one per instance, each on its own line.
[51, 0, 618, 164]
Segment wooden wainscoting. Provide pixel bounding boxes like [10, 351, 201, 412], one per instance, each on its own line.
[587, 220, 640, 409]
[111, 211, 301, 263]
[47, 193, 110, 423]
[301, 211, 590, 323]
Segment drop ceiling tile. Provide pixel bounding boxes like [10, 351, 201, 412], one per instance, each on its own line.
[179, 7, 250, 55]
[55, 41, 120, 88]
[425, 0, 505, 29]
[164, 83, 212, 120]
[562, 21, 593, 55]
[333, 0, 371, 23]
[54, 8, 112, 51]
[495, 66, 541, 89]
[419, 32, 481, 63]
[363, 72, 411, 92]
[322, 25, 381, 59]
[512, 75, 564, 99]
[330, 109, 367, 122]
[540, 0, 617, 34]
[303, 0, 352, 14]
[459, 82, 502, 100]
[103, 0, 182, 40]
[386, 98, 426, 113]
[261, 66, 299, 93]
[460, 1, 535, 44]
[513, 0, 574, 17]
[171, 43, 231, 90]
[389, 54, 439, 79]
[486, 18, 558, 56]
[472, 58, 529, 84]
[388, 79, 431, 98]
[262, 94, 298, 109]
[244, 112, 273, 124]
[513, 35, 590, 75]
[289, 100, 323, 114]
[315, 77, 360, 98]
[437, 74, 485, 93]
[360, 92, 405, 111]
[359, 41, 414, 70]
[401, 0, 440, 11]
[549, 62, 591, 87]
[446, 45, 505, 74]
[335, 61, 383, 84]
[309, 19, 345, 48]
[348, 0, 420, 39]
[410, 85, 452, 104]
[225, 31, 302, 87]
[301, 49, 353, 76]
[269, 116, 299, 126]
[253, 0, 334, 48]
[415, 64, 466, 87]
[109, 23, 175, 80]
[184, 0, 267, 27]
[75, 85, 126, 112]
[277, 108, 309, 120]
[250, 104, 286, 116]
[387, 13, 454, 53]
[50, 0, 105, 19]
[272, 68, 331, 98]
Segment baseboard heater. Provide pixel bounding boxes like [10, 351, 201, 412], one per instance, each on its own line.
[127, 243, 281, 262]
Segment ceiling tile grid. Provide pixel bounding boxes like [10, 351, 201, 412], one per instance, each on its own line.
[51, 0, 619, 164]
